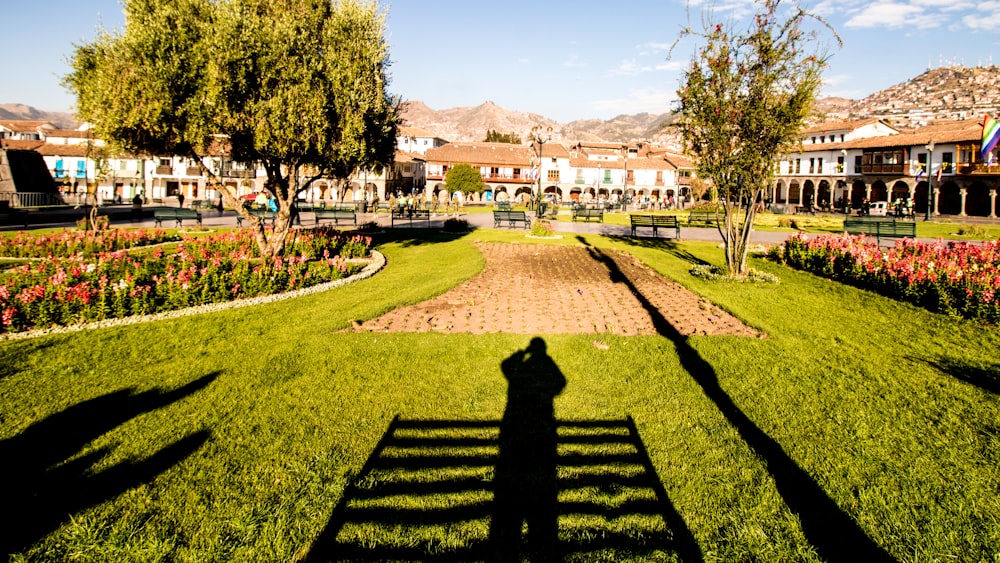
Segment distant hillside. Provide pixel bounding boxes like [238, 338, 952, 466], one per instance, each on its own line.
[400, 100, 674, 145]
[0, 104, 77, 129]
[847, 65, 1000, 127]
[9, 64, 998, 147]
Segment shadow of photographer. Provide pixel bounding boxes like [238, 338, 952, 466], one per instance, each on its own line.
[0, 372, 217, 556]
[305, 339, 702, 562]
[490, 337, 565, 561]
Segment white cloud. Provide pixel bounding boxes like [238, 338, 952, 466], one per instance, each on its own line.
[845, 2, 941, 29]
[563, 54, 586, 68]
[591, 88, 678, 116]
[964, 11, 1000, 29]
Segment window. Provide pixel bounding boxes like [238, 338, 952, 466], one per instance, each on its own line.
[840, 135, 845, 142]
[854, 155, 862, 173]
[547, 170, 560, 182]
[917, 152, 927, 172]
[603, 169, 612, 183]
[836, 156, 845, 173]
[794, 159, 801, 173]
[809, 158, 815, 173]
[159, 158, 170, 166]
[817, 158, 823, 174]
[941, 152, 953, 173]
[811, 137, 817, 144]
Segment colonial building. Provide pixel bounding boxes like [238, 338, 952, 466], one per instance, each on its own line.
[772, 118, 1000, 217]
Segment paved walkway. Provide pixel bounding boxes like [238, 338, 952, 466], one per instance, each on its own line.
[1, 205, 980, 247]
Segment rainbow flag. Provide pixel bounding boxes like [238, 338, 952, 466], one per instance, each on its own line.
[983, 115, 1000, 164]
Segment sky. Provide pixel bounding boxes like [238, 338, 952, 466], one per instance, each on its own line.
[2, 0, 999, 123]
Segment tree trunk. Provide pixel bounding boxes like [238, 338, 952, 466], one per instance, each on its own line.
[719, 190, 762, 277]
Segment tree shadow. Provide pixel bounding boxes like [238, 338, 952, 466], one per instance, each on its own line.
[913, 356, 1000, 395]
[578, 239, 896, 562]
[0, 372, 217, 556]
[306, 341, 701, 562]
[370, 228, 474, 248]
[604, 235, 711, 266]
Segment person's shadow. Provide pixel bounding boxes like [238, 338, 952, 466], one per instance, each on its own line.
[490, 337, 566, 562]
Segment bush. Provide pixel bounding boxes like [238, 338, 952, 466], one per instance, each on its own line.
[530, 220, 555, 237]
[775, 233, 1000, 323]
[442, 218, 469, 233]
[0, 228, 372, 333]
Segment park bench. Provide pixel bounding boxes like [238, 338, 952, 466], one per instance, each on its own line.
[843, 218, 916, 245]
[572, 206, 604, 222]
[0, 207, 29, 228]
[629, 214, 681, 239]
[492, 210, 530, 229]
[236, 208, 277, 227]
[314, 207, 357, 226]
[391, 208, 431, 227]
[153, 207, 202, 227]
[495, 201, 511, 210]
[687, 210, 718, 226]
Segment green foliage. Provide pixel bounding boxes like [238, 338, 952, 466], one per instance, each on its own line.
[2, 237, 999, 560]
[65, 0, 399, 259]
[444, 163, 485, 195]
[675, 0, 838, 274]
[484, 129, 522, 144]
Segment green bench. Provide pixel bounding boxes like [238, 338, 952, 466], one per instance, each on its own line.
[687, 210, 718, 226]
[572, 206, 604, 222]
[391, 208, 431, 227]
[629, 214, 681, 239]
[236, 208, 279, 227]
[493, 210, 530, 229]
[0, 208, 29, 228]
[843, 218, 916, 245]
[314, 207, 357, 226]
[153, 207, 202, 227]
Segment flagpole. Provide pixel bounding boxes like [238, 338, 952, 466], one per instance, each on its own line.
[924, 141, 934, 222]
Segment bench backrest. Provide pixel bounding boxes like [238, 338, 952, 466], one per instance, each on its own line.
[629, 214, 654, 225]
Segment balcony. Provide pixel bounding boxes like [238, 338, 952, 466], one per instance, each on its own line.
[957, 163, 1000, 175]
[225, 169, 256, 179]
[861, 164, 905, 175]
[155, 165, 173, 175]
[185, 166, 201, 176]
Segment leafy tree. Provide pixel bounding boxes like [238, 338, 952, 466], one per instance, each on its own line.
[65, 0, 399, 261]
[445, 163, 484, 195]
[674, 0, 838, 275]
[484, 129, 521, 144]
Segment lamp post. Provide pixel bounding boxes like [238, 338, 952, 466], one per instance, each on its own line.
[924, 141, 934, 221]
[530, 125, 552, 215]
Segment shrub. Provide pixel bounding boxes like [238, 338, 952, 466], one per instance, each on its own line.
[0, 228, 372, 333]
[775, 233, 1000, 323]
[530, 220, 555, 237]
[442, 218, 469, 233]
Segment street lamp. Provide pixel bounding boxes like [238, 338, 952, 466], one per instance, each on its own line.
[530, 125, 552, 215]
[924, 141, 934, 221]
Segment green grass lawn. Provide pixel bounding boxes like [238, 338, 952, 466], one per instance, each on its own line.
[1, 230, 999, 561]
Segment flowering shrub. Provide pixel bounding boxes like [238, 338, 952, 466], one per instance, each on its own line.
[0, 227, 372, 333]
[777, 233, 1000, 323]
[0, 228, 180, 258]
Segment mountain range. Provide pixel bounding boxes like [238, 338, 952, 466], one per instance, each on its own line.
[5, 64, 999, 146]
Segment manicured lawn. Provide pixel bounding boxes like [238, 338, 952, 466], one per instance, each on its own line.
[1, 230, 998, 561]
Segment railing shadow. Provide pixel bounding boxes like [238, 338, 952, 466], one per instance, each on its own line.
[306, 413, 701, 562]
[914, 356, 1000, 395]
[0, 372, 217, 556]
[578, 239, 896, 562]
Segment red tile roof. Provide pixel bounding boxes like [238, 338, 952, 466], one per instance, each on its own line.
[425, 142, 534, 166]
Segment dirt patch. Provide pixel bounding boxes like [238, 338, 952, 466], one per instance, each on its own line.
[354, 242, 761, 337]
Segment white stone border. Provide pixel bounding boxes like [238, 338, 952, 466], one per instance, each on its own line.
[0, 250, 386, 342]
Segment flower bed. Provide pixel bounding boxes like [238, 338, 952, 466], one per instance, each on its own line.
[0, 227, 372, 333]
[773, 233, 1000, 323]
[0, 228, 181, 258]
